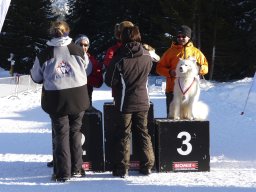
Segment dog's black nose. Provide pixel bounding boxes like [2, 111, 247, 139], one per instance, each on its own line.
[179, 67, 183, 72]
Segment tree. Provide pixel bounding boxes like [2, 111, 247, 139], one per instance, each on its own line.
[0, 0, 255, 80]
[0, 0, 52, 74]
[202, 0, 256, 80]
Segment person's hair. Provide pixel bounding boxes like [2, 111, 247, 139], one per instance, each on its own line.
[118, 21, 134, 33]
[114, 21, 134, 40]
[121, 26, 141, 44]
[49, 20, 70, 38]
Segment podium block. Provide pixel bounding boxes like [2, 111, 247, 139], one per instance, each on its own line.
[155, 119, 210, 172]
[81, 106, 104, 172]
[104, 102, 155, 171]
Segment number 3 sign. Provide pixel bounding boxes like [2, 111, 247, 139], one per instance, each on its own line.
[177, 131, 192, 156]
[155, 119, 210, 172]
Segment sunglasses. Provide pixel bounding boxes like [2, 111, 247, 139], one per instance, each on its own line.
[80, 43, 89, 47]
[177, 35, 186, 39]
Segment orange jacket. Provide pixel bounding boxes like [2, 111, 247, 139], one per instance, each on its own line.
[156, 42, 208, 93]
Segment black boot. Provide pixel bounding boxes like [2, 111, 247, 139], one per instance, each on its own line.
[112, 169, 128, 178]
[47, 160, 54, 168]
[139, 168, 152, 175]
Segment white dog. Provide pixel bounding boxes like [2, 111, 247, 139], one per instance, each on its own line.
[168, 57, 208, 120]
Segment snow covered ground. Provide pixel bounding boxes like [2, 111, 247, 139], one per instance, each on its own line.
[0, 71, 255, 192]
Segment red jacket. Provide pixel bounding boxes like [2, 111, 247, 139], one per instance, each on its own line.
[103, 42, 122, 68]
[103, 42, 122, 97]
[87, 53, 103, 88]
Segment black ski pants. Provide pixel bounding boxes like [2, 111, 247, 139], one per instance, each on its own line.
[166, 92, 174, 118]
[50, 111, 84, 178]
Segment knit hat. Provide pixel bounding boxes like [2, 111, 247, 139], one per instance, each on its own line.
[177, 25, 192, 38]
[75, 35, 90, 47]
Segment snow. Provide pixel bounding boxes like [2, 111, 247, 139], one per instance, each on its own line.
[50, 0, 72, 18]
[0, 72, 255, 192]
[0, 67, 10, 78]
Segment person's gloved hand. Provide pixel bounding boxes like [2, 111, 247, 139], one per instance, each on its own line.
[169, 70, 176, 77]
[199, 65, 208, 75]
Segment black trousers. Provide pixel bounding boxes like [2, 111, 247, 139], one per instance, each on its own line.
[87, 85, 93, 105]
[114, 111, 155, 171]
[166, 92, 174, 118]
[50, 111, 84, 178]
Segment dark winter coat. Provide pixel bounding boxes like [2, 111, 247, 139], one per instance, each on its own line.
[105, 42, 152, 113]
[30, 36, 90, 116]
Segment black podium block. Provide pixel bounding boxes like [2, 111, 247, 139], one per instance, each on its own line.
[155, 119, 210, 172]
[104, 102, 155, 171]
[81, 106, 104, 172]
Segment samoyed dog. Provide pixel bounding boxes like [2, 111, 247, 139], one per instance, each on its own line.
[168, 57, 209, 120]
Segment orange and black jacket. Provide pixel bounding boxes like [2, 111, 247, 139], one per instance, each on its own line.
[156, 41, 208, 93]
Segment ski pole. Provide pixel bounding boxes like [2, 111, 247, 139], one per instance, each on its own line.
[241, 73, 256, 115]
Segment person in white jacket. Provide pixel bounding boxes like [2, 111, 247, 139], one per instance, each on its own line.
[31, 20, 90, 182]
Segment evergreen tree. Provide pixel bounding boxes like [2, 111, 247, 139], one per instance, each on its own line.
[200, 0, 256, 80]
[0, 0, 255, 80]
[0, 0, 52, 74]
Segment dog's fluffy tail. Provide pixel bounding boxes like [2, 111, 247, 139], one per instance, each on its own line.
[193, 101, 209, 120]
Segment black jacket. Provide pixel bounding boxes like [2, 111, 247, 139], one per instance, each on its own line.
[105, 42, 152, 113]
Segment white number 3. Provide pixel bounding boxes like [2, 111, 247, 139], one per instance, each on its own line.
[177, 131, 192, 155]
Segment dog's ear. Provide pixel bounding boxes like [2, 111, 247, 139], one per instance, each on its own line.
[177, 58, 183, 66]
[179, 58, 183, 62]
[188, 56, 196, 63]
